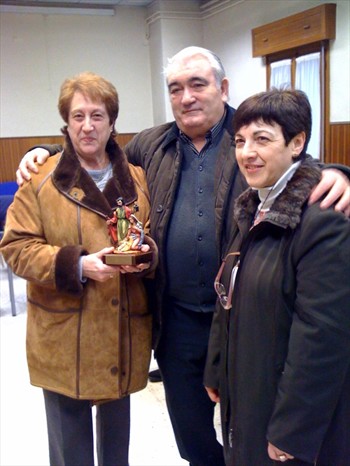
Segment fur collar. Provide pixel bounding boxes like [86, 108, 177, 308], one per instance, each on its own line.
[234, 158, 322, 230]
[51, 135, 137, 217]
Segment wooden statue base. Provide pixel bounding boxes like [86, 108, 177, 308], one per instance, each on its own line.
[103, 251, 153, 266]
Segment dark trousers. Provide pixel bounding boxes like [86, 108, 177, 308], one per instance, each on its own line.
[156, 302, 225, 466]
[43, 389, 130, 466]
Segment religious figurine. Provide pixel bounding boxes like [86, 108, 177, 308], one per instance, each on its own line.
[107, 198, 139, 247]
[105, 199, 151, 265]
[116, 214, 148, 253]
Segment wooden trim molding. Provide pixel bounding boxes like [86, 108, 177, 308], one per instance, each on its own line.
[0, 133, 136, 182]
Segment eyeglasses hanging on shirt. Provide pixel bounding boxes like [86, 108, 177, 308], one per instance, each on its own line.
[214, 252, 240, 310]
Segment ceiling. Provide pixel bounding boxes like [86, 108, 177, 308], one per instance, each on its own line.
[0, 0, 155, 7]
[0, 0, 212, 13]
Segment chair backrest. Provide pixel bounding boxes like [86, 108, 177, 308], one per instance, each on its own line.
[0, 182, 18, 196]
[0, 194, 15, 230]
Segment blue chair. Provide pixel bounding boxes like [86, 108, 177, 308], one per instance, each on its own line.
[0, 195, 14, 228]
[0, 181, 18, 196]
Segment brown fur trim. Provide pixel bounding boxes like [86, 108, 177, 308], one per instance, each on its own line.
[52, 135, 137, 216]
[55, 245, 87, 296]
[234, 159, 322, 230]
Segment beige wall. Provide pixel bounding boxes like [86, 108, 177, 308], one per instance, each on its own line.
[1, 0, 349, 139]
[201, 0, 350, 123]
[0, 6, 153, 136]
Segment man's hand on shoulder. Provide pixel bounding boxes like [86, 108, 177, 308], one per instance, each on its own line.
[16, 148, 50, 185]
[308, 168, 350, 217]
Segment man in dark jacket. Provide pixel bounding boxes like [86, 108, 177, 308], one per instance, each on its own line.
[16, 47, 350, 466]
[124, 48, 247, 465]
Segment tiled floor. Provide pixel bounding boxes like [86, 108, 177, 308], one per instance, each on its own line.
[0, 264, 221, 466]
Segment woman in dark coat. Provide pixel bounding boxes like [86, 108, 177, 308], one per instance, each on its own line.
[204, 89, 350, 466]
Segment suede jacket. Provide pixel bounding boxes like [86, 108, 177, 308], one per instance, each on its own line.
[204, 158, 350, 465]
[0, 137, 158, 401]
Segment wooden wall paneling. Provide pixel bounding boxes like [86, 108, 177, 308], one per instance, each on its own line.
[0, 134, 136, 182]
[328, 123, 350, 166]
[0, 136, 64, 182]
[116, 133, 136, 148]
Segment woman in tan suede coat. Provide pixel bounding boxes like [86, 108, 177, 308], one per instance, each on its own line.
[0, 72, 157, 466]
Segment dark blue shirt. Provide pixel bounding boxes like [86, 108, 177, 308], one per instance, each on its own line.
[165, 112, 226, 312]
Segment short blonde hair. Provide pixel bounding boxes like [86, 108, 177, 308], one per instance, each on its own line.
[58, 71, 119, 125]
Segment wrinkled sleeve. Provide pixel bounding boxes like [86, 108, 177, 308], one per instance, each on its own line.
[204, 300, 223, 389]
[0, 180, 86, 296]
[124, 134, 145, 168]
[27, 143, 63, 156]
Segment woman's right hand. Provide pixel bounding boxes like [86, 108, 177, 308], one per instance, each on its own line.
[16, 148, 50, 185]
[267, 442, 294, 462]
[82, 247, 120, 282]
[205, 386, 220, 403]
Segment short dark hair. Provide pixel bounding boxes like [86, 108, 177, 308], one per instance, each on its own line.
[233, 88, 312, 159]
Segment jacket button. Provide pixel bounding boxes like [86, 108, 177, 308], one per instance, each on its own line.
[156, 204, 163, 213]
[110, 366, 118, 375]
[111, 298, 119, 306]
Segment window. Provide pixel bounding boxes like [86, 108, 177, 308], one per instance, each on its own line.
[267, 44, 326, 160]
[252, 4, 336, 162]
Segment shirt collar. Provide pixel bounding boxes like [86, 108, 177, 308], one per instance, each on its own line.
[179, 108, 227, 145]
[255, 161, 302, 211]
